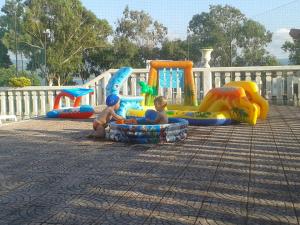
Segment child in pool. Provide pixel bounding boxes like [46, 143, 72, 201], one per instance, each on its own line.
[149, 96, 168, 124]
[92, 94, 124, 138]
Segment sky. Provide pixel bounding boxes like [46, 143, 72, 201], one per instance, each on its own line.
[1, 0, 300, 59]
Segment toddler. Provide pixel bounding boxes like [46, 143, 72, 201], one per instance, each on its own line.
[151, 96, 168, 124]
[92, 94, 124, 138]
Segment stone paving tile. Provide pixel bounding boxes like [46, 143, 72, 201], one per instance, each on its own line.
[0, 106, 300, 224]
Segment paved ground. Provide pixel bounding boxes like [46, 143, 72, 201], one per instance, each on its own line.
[0, 105, 300, 225]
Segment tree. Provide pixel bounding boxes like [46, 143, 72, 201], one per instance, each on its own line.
[0, 0, 24, 71]
[2, 0, 112, 85]
[116, 6, 167, 49]
[0, 65, 40, 86]
[160, 39, 188, 60]
[113, 6, 168, 67]
[0, 28, 12, 68]
[188, 5, 277, 67]
[282, 39, 300, 65]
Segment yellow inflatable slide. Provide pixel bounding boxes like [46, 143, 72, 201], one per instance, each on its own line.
[199, 81, 269, 125]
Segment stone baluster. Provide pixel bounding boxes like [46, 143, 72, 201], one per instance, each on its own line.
[48, 91, 54, 110]
[145, 73, 149, 84]
[31, 91, 38, 117]
[225, 72, 231, 84]
[255, 72, 262, 94]
[65, 94, 71, 107]
[245, 72, 251, 81]
[235, 72, 241, 81]
[286, 71, 294, 105]
[167, 70, 173, 102]
[276, 71, 283, 105]
[40, 91, 46, 115]
[266, 72, 272, 100]
[15, 91, 22, 117]
[23, 91, 30, 118]
[89, 85, 96, 107]
[214, 72, 221, 88]
[138, 74, 146, 95]
[176, 70, 182, 104]
[122, 78, 128, 96]
[8, 91, 15, 115]
[104, 73, 111, 101]
[81, 91, 89, 105]
[0, 91, 7, 115]
[130, 74, 137, 96]
[194, 72, 201, 100]
[98, 79, 104, 105]
[298, 76, 300, 106]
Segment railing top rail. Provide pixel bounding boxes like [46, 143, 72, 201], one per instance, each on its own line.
[1, 65, 300, 91]
[83, 70, 112, 87]
[104, 65, 300, 76]
[0, 85, 80, 91]
[193, 65, 300, 72]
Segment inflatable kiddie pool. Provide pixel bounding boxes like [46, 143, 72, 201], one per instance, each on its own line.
[106, 118, 188, 144]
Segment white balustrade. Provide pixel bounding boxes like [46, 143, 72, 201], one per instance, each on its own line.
[130, 74, 137, 96]
[286, 72, 294, 104]
[246, 72, 251, 81]
[266, 72, 272, 100]
[122, 78, 128, 96]
[276, 72, 283, 104]
[8, 91, 14, 116]
[15, 91, 22, 117]
[298, 76, 300, 105]
[194, 72, 201, 100]
[65, 94, 71, 107]
[214, 72, 221, 88]
[31, 91, 38, 117]
[40, 91, 46, 115]
[235, 72, 241, 81]
[0, 65, 300, 119]
[255, 72, 262, 94]
[0, 91, 7, 115]
[225, 72, 231, 84]
[89, 85, 96, 107]
[23, 91, 30, 118]
[48, 91, 54, 111]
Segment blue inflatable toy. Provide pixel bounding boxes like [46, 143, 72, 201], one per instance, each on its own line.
[145, 109, 158, 122]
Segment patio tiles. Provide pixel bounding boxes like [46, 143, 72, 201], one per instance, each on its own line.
[0, 105, 300, 224]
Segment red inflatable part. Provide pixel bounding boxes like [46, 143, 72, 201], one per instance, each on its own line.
[53, 92, 82, 109]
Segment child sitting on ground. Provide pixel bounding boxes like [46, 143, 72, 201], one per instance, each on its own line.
[92, 94, 124, 138]
[149, 96, 168, 124]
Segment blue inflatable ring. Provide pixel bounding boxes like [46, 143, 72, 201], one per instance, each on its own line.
[106, 118, 188, 144]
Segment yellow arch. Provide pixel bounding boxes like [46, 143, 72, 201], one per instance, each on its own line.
[146, 60, 197, 106]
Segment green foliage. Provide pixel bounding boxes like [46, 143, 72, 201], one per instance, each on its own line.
[160, 39, 188, 60]
[28, 73, 41, 86]
[2, 0, 112, 85]
[188, 5, 277, 66]
[116, 6, 167, 48]
[0, 66, 41, 86]
[8, 76, 31, 87]
[0, 66, 15, 86]
[282, 39, 300, 65]
[110, 6, 167, 68]
[0, 29, 12, 68]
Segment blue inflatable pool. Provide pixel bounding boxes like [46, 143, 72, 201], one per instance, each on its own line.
[106, 118, 188, 144]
